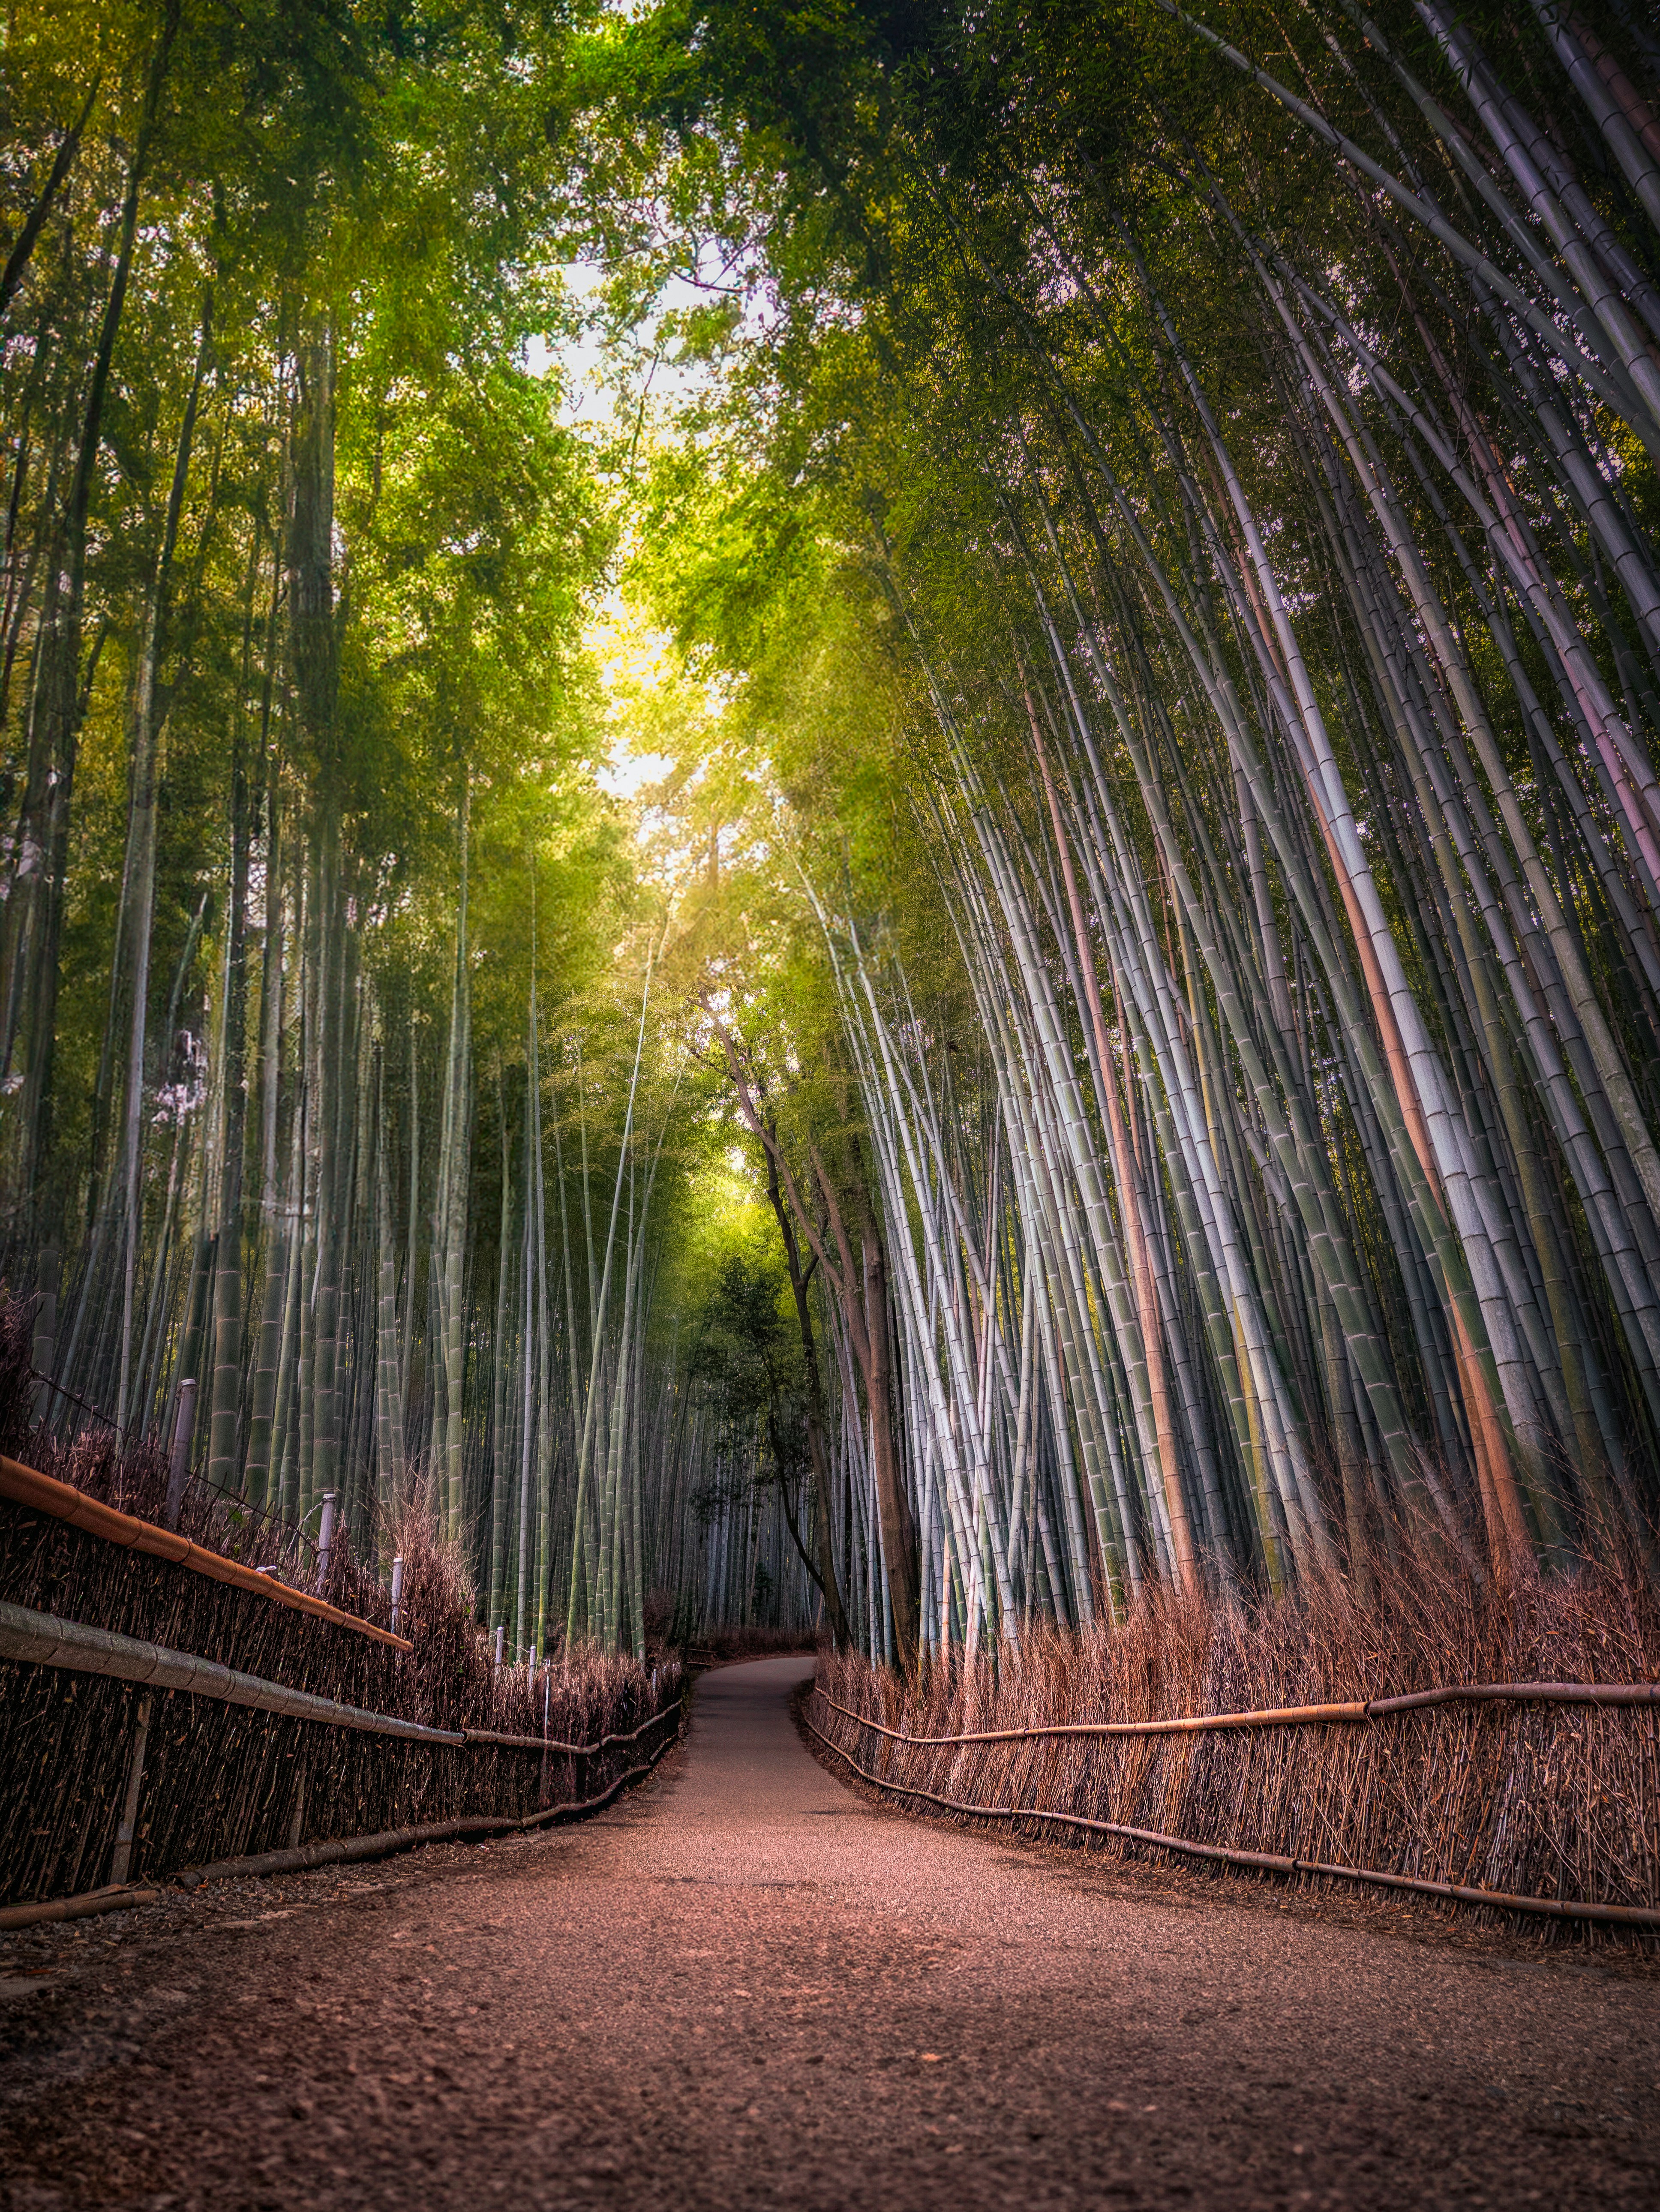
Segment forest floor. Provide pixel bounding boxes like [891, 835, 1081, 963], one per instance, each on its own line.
[1, 1654, 1657, 2211]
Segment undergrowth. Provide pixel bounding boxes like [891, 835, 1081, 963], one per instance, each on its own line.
[816, 1533, 1660, 1929]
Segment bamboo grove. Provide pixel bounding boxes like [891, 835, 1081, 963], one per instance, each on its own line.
[7, 0, 1660, 1675]
[620, 0, 1660, 1660]
[0, 0, 818, 1660]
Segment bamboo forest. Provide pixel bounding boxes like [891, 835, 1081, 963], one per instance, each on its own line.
[9, 0, 1660, 1663]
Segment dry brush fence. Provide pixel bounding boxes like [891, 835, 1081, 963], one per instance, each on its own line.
[0, 1436, 684, 1910]
[810, 1561, 1660, 1932]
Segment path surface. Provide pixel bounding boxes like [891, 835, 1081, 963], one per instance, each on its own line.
[2, 1655, 1657, 2209]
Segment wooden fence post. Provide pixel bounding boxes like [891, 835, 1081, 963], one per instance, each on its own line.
[316, 1492, 337, 1588]
[286, 1748, 309, 1850]
[164, 1381, 197, 1529]
[109, 1692, 153, 1885]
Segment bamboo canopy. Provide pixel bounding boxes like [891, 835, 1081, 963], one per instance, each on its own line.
[3, 0, 1660, 1663]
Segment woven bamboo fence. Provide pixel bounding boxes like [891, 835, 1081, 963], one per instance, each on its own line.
[810, 1564, 1660, 1930]
[0, 1415, 682, 1907]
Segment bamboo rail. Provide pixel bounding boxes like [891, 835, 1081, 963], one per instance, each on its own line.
[463, 1707, 684, 1755]
[0, 1726, 685, 1927]
[179, 1726, 684, 1885]
[0, 1599, 685, 1757]
[818, 1679, 1660, 1745]
[0, 1600, 465, 1743]
[0, 1599, 686, 1919]
[0, 1882, 162, 1931]
[802, 1710, 1660, 1930]
[0, 1455, 411, 1651]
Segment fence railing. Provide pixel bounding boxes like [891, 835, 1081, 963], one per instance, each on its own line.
[0, 1453, 407, 1648]
[0, 1592, 684, 1924]
[1, 1450, 685, 1921]
[1, 1600, 460, 1742]
[807, 1680, 1660, 1931]
[816, 1681, 1660, 1741]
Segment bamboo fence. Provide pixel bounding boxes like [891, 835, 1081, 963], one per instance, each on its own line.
[811, 1568, 1660, 1928]
[0, 1436, 684, 1908]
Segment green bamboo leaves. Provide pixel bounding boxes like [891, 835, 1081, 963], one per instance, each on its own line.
[688, 0, 1660, 1645]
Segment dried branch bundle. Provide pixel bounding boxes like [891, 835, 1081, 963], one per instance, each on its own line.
[815, 1530, 1660, 1925]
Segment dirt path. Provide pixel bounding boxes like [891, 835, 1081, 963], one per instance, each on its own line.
[2, 1654, 1657, 2210]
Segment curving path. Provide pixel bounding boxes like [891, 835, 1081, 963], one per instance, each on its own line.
[1, 1654, 1657, 2209]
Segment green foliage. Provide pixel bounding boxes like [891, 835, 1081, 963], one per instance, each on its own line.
[11, 0, 1660, 1648]
[688, 1247, 798, 1428]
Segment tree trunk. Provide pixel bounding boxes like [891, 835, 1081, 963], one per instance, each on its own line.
[762, 1132, 850, 1647]
[2, 9, 179, 1233]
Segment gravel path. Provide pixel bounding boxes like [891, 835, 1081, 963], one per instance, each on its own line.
[2, 1654, 1657, 2209]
